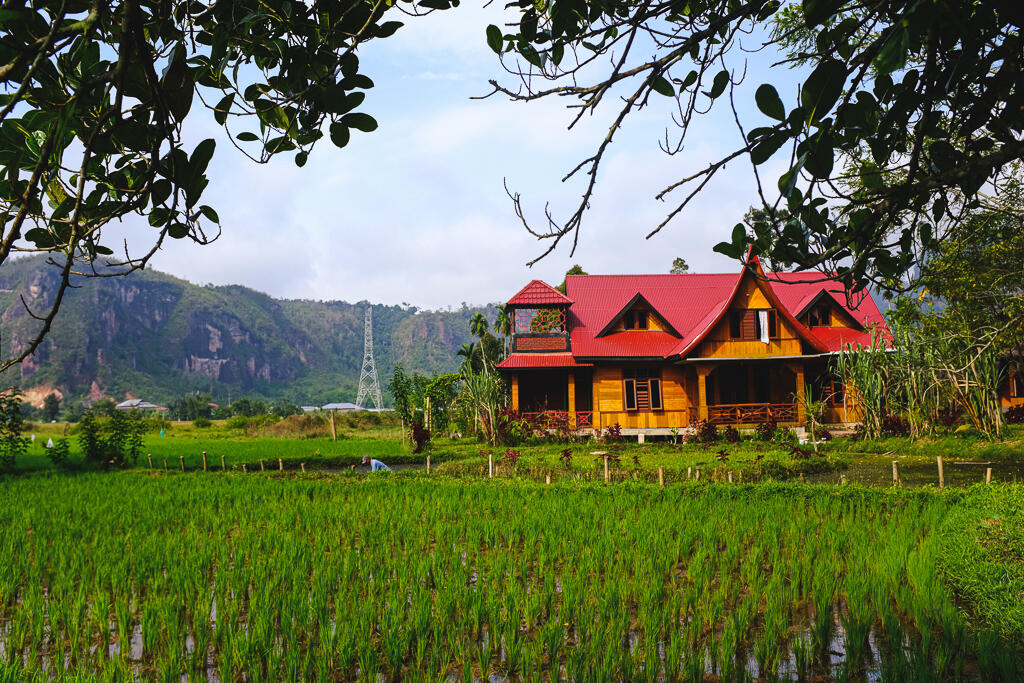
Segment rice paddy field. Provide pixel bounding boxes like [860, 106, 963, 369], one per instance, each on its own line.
[1, 472, 1022, 681]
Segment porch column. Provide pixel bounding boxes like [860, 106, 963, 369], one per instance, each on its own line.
[697, 366, 711, 421]
[792, 363, 806, 424]
[511, 374, 519, 411]
[567, 371, 576, 428]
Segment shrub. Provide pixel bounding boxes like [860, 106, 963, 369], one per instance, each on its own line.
[502, 448, 521, 468]
[0, 391, 28, 469]
[193, 417, 212, 428]
[559, 448, 572, 466]
[755, 420, 777, 442]
[816, 427, 833, 441]
[881, 414, 910, 437]
[771, 426, 797, 446]
[724, 425, 740, 443]
[1005, 405, 1024, 425]
[602, 423, 622, 443]
[937, 406, 965, 429]
[411, 421, 431, 453]
[262, 414, 331, 439]
[47, 438, 71, 467]
[225, 415, 249, 430]
[692, 419, 718, 444]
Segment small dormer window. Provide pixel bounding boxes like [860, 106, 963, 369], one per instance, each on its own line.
[624, 310, 648, 330]
[807, 304, 832, 327]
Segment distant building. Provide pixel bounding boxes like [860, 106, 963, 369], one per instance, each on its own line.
[321, 402, 361, 412]
[301, 406, 319, 413]
[116, 398, 166, 411]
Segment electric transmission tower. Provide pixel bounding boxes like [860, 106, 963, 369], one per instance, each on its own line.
[355, 307, 383, 410]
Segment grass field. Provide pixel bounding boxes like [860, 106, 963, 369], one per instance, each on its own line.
[1, 473, 1022, 681]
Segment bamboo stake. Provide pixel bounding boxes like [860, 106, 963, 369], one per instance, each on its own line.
[243, 464, 247, 473]
[260, 459, 265, 471]
[986, 467, 992, 484]
[163, 458, 167, 471]
[488, 452, 493, 478]
[840, 474, 846, 486]
[892, 460, 899, 486]
[202, 451, 207, 471]
[546, 473, 551, 485]
[330, 410, 337, 442]
[937, 456, 944, 489]
[658, 467, 664, 487]
[727, 471, 733, 484]
[301, 463, 306, 473]
[179, 455, 184, 472]
[695, 469, 700, 482]
[221, 454, 225, 470]
[147, 453, 152, 468]
[278, 458, 283, 471]
[603, 456, 609, 483]
[426, 455, 430, 474]
[687, 466, 691, 480]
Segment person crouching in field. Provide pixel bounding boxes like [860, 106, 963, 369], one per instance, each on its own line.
[362, 455, 391, 472]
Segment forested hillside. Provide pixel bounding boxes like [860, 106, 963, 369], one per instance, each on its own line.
[0, 256, 491, 407]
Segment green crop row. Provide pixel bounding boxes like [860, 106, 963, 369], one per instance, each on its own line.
[1, 473, 1021, 681]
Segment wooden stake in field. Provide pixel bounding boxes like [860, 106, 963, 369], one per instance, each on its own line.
[603, 456, 609, 483]
[546, 473, 551, 485]
[840, 474, 846, 486]
[800, 473, 805, 483]
[695, 468, 700, 482]
[147, 453, 152, 468]
[221, 454, 225, 470]
[727, 471, 733, 484]
[986, 467, 992, 484]
[330, 409, 337, 442]
[937, 456, 944, 489]
[278, 458, 283, 472]
[488, 451, 493, 478]
[179, 455, 184, 472]
[426, 455, 430, 474]
[658, 467, 664, 487]
[687, 466, 691, 480]
[202, 451, 207, 471]
[260, 459, 265, 471]
[892, 460, 899, 486]
[163, 458, 167, 471]
[301, 463, 306, 473]
[243, 464, 247, 473]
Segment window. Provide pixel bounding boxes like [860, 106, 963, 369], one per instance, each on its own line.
[807, 304, 832, 327]
[729, 310, 777, 340]
[624, 369, 662, 411]
[831, 379, 845, 405]
[513, 307, 566, 334]
[623, 309, 649, 330]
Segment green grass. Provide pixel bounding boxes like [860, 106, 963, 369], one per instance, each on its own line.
[0, 473, 1021, 681]
[938, 484, 1024, 642]
[827, 424, 1024, 460]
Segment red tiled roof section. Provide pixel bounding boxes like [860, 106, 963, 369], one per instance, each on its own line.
[506, 280, 573, 306]
[497, 353, 593, 369]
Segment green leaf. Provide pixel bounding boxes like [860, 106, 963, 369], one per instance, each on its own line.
[778, 153, 807, 197]
[190, 138, 216, 176]
[749, 133, 786, 165]
[706, 70, 729, 99]
[342, 113, 378, 133]
[376, 21, 403, 38]
[214, 93, 234, 125]
[199, 205, 219, 223]
[167, 223, 189, 239]
[295, 151, 308, 168]
[755, 84, 785, 121]
[650, 76, 674, 98]
[800, 59, 846, 124]
[486, 24, 503, 54]
[236, 132, 259, 142]
[24, 228, 56, 248]
[330, 123, 350, 148]
[874, 26, 909, 75]
[802, 0, 838, 28]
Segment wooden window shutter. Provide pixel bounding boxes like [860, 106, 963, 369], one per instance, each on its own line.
[650, 379, 662, 410]
[741, 310, 757, 340]
[624, 379, 637, 410]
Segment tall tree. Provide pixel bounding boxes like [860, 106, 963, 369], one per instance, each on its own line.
[670, 258, 689, 275]
[486, 1, 1024, 294]
[0, 0, 456, 370]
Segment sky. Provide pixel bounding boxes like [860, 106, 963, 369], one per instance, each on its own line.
[133, 3, 805, 311]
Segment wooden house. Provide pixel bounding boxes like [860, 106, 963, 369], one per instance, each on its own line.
[497, 254, 889, 435]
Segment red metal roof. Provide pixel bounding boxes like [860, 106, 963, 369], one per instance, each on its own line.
[506, 280, 573, 306]
[497, 353, 593, 369]
[559, 262, 888, 359]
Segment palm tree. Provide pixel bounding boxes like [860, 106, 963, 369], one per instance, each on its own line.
[493, 304, 512, 355]
[456, 342, 477, 371]
[470, 313, 491, 374]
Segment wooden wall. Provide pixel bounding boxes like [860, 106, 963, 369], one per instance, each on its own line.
[591, 365, 693, 430]
[698, 276, 803, 358]
[607, 303, 673, 333]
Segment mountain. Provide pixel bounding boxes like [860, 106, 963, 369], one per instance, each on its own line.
[0, 256, 492, 407]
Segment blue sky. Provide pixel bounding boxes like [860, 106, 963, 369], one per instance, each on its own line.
[136, 4, 805, 310]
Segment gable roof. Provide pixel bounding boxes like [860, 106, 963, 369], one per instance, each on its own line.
[507, 280, 573, 306]
[562, 259, 888, 359]
[595, 292, 682, 338]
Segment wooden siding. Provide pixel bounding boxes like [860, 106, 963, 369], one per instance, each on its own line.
[999, 372, 1024, 408]
[697, 274, 804, 358]
[591, 366, 691, 430]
